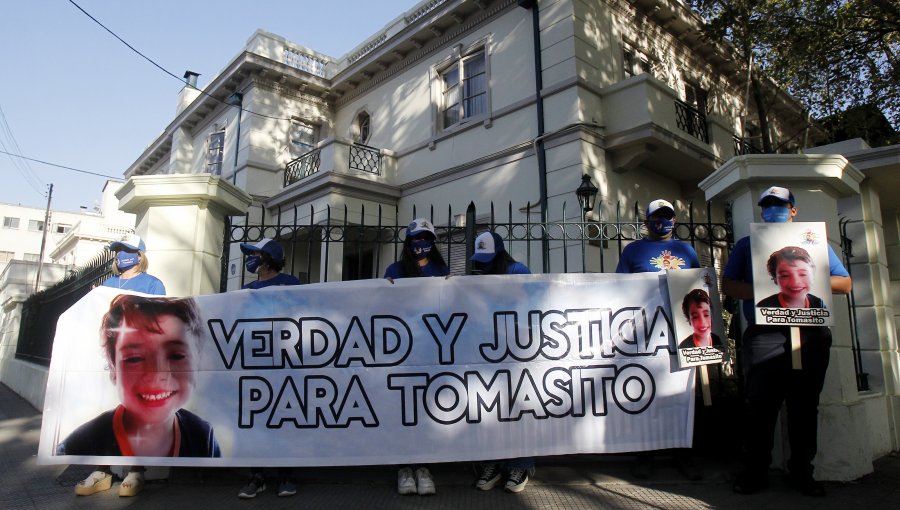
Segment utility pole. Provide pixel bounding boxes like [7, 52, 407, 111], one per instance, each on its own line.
[34, 183, 53, 293]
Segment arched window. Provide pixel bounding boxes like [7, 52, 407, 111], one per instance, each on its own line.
[355, 111, 370, 144]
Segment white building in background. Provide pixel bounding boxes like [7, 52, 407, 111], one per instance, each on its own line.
[0, 180, 135, 275]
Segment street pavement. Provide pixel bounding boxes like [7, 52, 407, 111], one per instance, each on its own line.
[2, 382, 898, 509]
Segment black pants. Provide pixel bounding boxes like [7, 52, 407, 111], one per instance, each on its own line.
[742, 325, 831, 478]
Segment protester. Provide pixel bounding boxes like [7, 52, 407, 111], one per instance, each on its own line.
[616, 199, 701, 273]
[384, 218, 449, 496]
[236, 238, 301, 498]
[72, 234, 166, 497]
[723, 186, 851, 497]
[616, 199, 702, 480]
[678, 289, 723, 349]
[468, 231, 535, 493]
[756, 246, 824, 309]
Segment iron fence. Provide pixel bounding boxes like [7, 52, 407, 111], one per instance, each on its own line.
[284, 148, 321, 187]
[15, 251, 113, 366]
[348, 143, 382, 174]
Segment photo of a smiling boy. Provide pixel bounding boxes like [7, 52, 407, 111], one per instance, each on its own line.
[56, 294, 220, 458]
[756, 246, 825, 309]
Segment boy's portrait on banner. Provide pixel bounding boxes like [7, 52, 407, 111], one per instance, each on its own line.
[667, 268, 726, 369]
[53, 294, 221, 458]
[750, 223, 834, 326]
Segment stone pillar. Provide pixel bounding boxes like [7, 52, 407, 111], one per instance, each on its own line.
[700, 154, 875, 481]
[115, 174, 251, 297]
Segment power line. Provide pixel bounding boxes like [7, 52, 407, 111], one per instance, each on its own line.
[0, 104, 45, 194]
[67, 0, 294, 122]
[0, 149, 119, 179]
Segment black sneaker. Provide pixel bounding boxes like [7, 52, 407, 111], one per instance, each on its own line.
[238, 474, 266, 499]
[475, 463, 502, 491]
[786, 473, 825, 497]
[277, 478, 297, 497]
[732, 470, 769, 495]
[504, 468, 530, 493]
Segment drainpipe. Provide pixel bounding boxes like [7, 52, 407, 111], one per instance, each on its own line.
[518, 0, 550, 273]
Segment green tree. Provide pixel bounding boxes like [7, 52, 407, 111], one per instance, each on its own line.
[691, 0, 899, 147]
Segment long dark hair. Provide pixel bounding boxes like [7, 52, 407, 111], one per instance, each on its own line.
[396, 233, 448, 278]
[473, 251, 518, 275]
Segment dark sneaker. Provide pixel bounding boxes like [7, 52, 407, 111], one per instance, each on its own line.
[475, 463, 502, 491]
[504, 468, 529, 493]
[732, 470, 769, 495]
[277, 479, 297, 497]
[786, 473, 825, 497]
[238, 474, 266, 499]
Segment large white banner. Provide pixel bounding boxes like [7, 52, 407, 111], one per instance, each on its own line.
[39, 273, 695, 467]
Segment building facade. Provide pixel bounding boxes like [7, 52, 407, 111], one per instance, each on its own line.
[34, 0, 900, 480]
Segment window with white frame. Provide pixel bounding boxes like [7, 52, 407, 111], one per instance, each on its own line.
[289, 119, 317, 158]
[622, 44, 652, 78]
[55, 223, 71, 234]
[439, 47, 487, 129]
[207, 130, 225, 175]
[3, 216, 19, 229]
[28, 219, 44, 232]
[0, 251, 13, 263]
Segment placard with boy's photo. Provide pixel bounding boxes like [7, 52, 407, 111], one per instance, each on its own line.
[750, 222, 834, 326]
[667, 267, 726, 368]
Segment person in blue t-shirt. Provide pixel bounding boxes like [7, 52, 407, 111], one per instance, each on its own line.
[723, 186, 851, 497]
[236, 238, 300, 498]
[616, 198, 701, 481]
[74, 234, 166, 498]
[102, 234, 166, 295]
[468, 232, 533, 493]
[239, 238, 302, 290]
[385, 218, 448, 496]
[616, 199, 700, 273]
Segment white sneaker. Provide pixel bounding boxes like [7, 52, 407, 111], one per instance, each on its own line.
[397, 467, 417, 495]
[415, 467, 435, 495]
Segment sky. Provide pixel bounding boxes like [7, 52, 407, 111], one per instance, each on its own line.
[0, 0, 420, 212]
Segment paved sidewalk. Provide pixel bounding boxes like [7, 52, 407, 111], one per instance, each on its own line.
[2, 382, 898, 509]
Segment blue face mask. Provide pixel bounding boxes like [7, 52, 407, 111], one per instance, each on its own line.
[761, 206, 791, 223]
[245, 255, 261, 274]
[410, 239, 432, 260]
[649, 218, 675, 236]
[116, 251, 139, 271]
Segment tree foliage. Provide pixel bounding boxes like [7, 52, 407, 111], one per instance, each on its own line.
[690, 0, 899, 146]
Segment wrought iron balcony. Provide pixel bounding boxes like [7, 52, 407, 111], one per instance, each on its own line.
[284, 148, 321, 186]
[732, 135, 763, 155]
[675, 99, 709, 143]
[284, 140, 388, 188]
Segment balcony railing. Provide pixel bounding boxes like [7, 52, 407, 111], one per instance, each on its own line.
[675, 99, 709, 143]
[284, 141, 388, 188]
[284, 149, 322, 186]
[349, 144, 382, 175]
[733, 135, 763, 156]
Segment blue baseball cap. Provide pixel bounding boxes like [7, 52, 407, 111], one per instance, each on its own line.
[239, 238, 284, 263]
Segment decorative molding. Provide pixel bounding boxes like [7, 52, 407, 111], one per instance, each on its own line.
[335, 0, 516, 107]
[404, 0, 449, 24]
[347, 33, 388, 64]
[251, 78, 331, 108]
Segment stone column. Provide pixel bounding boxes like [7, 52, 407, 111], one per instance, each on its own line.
[115, 174, 251, 296]
[700, 154, 874, 481]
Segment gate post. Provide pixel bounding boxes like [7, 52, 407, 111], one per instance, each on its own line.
[115, 174, 251, 296]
